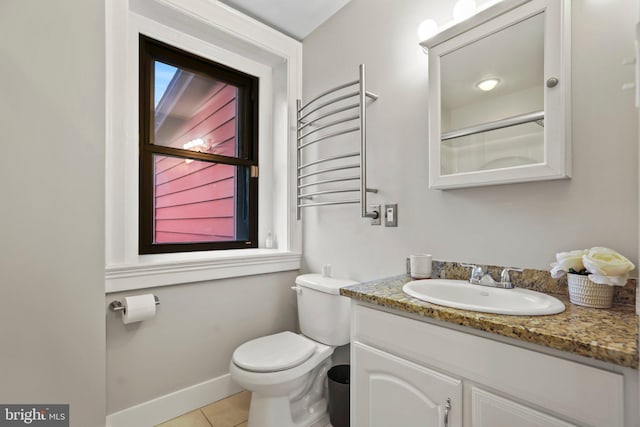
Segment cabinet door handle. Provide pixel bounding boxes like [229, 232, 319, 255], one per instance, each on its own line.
[443, 397, 451, 427]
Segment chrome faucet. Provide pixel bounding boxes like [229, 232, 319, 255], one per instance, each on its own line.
[460, 263, 486, 284]
[460, 264, 523, 289]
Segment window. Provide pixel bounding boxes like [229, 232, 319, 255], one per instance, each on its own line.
[106, 1, 302, 291]
[138, 35, 259, 254]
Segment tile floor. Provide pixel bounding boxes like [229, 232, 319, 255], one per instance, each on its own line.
[155, 391, 332, 427]
[156, 391, 250, 427]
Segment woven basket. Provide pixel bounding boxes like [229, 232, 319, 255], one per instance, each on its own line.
[567, 273, 614, 308]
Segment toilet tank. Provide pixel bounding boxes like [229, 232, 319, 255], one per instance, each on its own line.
[295, 274, 357, 346]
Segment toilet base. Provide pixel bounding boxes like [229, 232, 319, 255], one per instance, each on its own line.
[247, 394, 328, 427]
[246, 359, 332, 427]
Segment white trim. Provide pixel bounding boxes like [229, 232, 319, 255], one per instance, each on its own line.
[106, 373, 242, 427]
[105, 0, 302, 291]
[105, 250, 301, 293]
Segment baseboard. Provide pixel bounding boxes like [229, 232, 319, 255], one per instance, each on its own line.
[106, 373, 243, 427]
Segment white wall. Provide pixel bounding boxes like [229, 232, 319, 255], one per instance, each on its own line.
[0, 1, 106, 426]
[106, 271, 298, 413]
[301, 0, 639, 281]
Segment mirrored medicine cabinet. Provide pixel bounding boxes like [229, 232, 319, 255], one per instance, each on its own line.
[421, 0, 571, 189]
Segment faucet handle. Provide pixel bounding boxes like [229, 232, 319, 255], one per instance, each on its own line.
[460, 263, 486, 282]
[500, 267, 523, 285]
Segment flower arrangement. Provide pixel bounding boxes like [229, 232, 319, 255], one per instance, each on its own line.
[550, 247, 635, 286]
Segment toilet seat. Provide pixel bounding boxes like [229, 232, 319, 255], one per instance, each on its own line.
[232, 332, 316, 372]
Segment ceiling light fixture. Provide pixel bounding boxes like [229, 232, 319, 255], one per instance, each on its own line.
[417, 0, 480, 52]
[417, 19, 438, 43]
[477, 78, 500, 91]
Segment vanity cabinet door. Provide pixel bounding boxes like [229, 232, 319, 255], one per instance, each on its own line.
[353, 342, 462, 427]
[471, 387, 577, 427]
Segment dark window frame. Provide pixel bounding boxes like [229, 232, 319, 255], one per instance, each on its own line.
[138, 35, 259, 254]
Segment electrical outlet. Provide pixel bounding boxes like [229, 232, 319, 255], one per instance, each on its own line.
[369, 204, 381, 225]
[384, 204, 398, 227]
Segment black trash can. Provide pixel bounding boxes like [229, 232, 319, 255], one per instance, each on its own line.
[327, 364, 350, 427]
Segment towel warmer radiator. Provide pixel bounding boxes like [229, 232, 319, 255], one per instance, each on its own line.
[296, 64, 379, 220]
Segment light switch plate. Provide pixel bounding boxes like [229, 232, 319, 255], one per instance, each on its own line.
[385, 204, 398, 227]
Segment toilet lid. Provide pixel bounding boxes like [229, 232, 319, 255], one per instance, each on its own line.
[232, 332, 316, 372]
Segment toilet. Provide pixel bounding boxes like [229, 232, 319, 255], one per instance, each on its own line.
[229, 273, 356, 427]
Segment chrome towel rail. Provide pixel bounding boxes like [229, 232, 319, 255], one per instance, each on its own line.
[296, 64, 379, 220]
[298, 115, 360, 140]
[300, 80, 359, 110]
[298, 200, 360, 208]
[298, 152, 360, 170]
[297, 176, 360, 190]
[298, 164, 360, 180]
[300, 188, 361, 199]
[298, 92, 378, 121]
[298, 127, 360, 149]
[298, 104, 360, 131]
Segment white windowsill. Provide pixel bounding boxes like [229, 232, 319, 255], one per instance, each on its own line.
[105, 249, 301, 293]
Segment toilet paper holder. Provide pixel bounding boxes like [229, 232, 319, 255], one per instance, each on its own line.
[109, 295, 160, 313]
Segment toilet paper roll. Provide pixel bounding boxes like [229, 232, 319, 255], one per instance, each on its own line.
[122, 294, 156, 324]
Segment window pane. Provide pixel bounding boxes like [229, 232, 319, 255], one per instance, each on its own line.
[154, 62, 177, 107]
[154, 61, 240, 158]
[153, 155, 248, 244]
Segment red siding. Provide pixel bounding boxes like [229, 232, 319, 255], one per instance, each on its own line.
[155, 177, 234, 208]
[155, 162, 234, 196]
[156, 198, 235, 220]
[155, 232, 231, 243]
[156, 218, 234, 237]
[154, 83, 238, 244]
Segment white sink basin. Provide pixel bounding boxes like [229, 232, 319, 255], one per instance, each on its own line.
[402, 279, 565, 316]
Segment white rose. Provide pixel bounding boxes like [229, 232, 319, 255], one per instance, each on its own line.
[583, 247, 635, 287]
[588, 274, 628, 287]
[549, 249, 587, 278]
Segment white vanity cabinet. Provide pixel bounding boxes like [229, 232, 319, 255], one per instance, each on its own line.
[469, 387, 575, 427]
[350, 303, 633, 427]
[353, 342, 462, 427]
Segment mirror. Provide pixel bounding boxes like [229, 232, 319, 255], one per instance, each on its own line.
[423, 0, 570, 189]
[440, 13, 544, 175]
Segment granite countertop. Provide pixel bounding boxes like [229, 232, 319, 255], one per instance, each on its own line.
[340, 274, 639, 369]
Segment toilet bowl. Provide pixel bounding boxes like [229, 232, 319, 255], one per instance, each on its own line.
[229, 274, 356, 427]
[230, 332, 333, 427]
